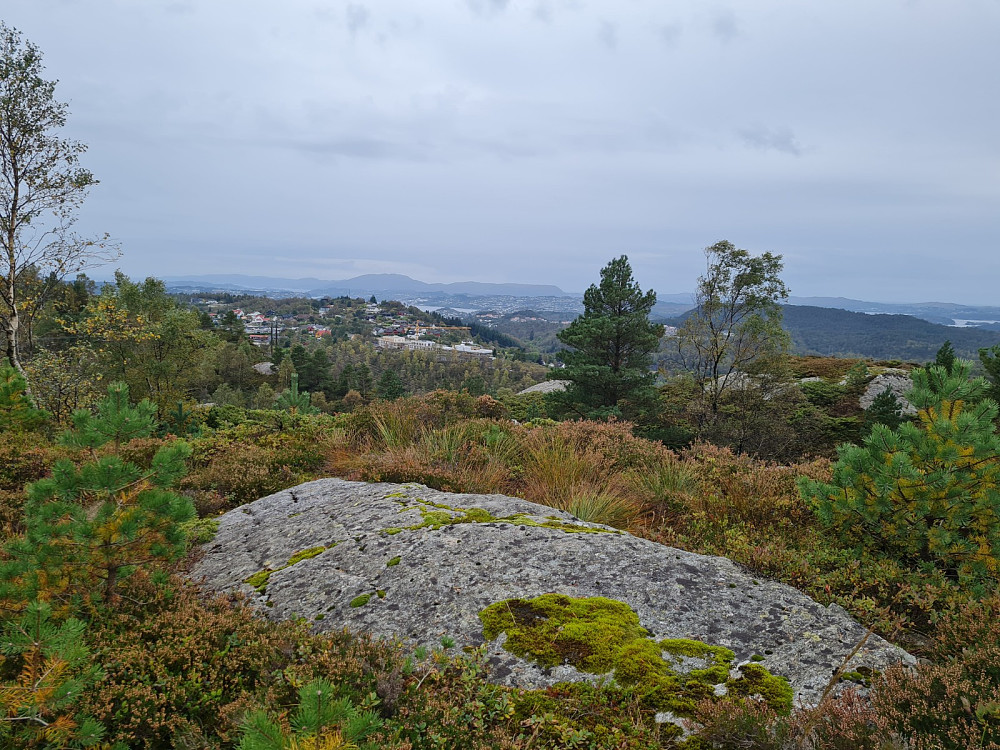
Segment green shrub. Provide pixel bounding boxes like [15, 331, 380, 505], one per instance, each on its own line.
[800, 379, 847, 407]
[0, 363, 48, 432]
[237, 677, 382, 750]
[800, 362, 1000, 582]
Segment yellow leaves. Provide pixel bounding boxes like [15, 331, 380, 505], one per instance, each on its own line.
[43, 715, 80, 741]
[287, 732, 356, 750]
[0, 653, 75, 725]
[65, 295, 161, 346]
[920, 399, 965, 426]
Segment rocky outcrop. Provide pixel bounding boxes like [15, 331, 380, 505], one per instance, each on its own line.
[860, 372, 916, 415]
[518, 379, 569, 395]
[191, 479, 914, 706]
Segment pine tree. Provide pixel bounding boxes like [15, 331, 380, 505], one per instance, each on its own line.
[60, 381, 156, 452]
[375, 370, 405, 401]
[864, 386, 904, 432]
[275, 373, 317, 415]
[549, 256, 663, 419]
[0, 382, 194, 613]
[237, 677, 382, 750]
[934, 339, 956, 375]
[800, 361, 1000, 582]
[0, 601, 107, 747]
[979, 344, 1000, 403]
[354, 364, 373, 402]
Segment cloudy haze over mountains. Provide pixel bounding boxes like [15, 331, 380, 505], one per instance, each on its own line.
[3, 1, 998, 303]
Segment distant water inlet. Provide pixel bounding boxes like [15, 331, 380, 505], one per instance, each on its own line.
[950, 319, 1000, 327]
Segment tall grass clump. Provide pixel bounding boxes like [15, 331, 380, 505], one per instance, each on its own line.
[623, 452, 701, 517]
[519, 427, 637, 528]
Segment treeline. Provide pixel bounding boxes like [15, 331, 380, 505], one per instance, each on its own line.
[461, 310, 568, 355]
[4, 271, 547, 425]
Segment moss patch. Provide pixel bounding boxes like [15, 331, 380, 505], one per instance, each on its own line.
[243, 544, 336, 594]
[479, 594, 792, 716]
[388, 501, 619, 536]
[350, 593, 372, 608]
[179, 517, 220, 546]
[287, 546, 327, 565]
[726, 663, 794, 709]
[244, 569, 272, 592]
[386, 556, 401, 567]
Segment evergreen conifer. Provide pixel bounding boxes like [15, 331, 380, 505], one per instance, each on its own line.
[549, 256, 662, 419]
[800, 361, 1000, 582]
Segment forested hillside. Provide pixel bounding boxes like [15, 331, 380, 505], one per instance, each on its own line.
[782, 305, 1000, 360]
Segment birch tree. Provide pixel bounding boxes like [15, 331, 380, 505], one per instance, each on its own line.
[0, 24, 117, 394]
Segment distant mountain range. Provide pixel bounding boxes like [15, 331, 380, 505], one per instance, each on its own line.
[659, 305, 1000, 363]
[162, 273, 1000, 332]
[162, 273, 571, 299]
[786, 297, 1000, 328]
[781, 306, 1000, 361]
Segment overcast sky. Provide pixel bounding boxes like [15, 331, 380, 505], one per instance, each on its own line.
[3, 1, 998, 302]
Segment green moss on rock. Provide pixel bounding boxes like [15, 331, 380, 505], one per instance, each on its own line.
[479, 593, 793, 717]
[243, 545, 333, 595]
[179, 517, 220, 546]
[350, 593, 372, 608]
[244, 569, 272, 592]
[726, 663, 794, 711]
[287, 546, 327, 565]
[388, 502, 619, 536]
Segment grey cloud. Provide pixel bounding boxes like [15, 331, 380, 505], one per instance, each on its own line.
[711, 8, 740, 42]
[346, 4, 370, 36]
[738, 125, 802, 156]
[533, 0, 586, 24]
[466, 0, 511, 16]
[598, 21, 618, 50]
[658, 23, 682, 47]
[289, 136, 431, 162]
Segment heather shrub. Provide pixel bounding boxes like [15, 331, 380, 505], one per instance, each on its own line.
[355, 444, 467, 492]
[0, 431, 61, 536]
[0, 431, 60, 490]
[800, 379, 847, 407]
[474, 393, 507, 419]
[81, 572, 304, 749]
[683, 442, 826, 529]
[543, 419, 668, 471]
[689, 689, 900, 750]
[116, 435, 171, 467]
[498, 389, 549, 422]
[869, 593, 1000, 749]
[182, 420, 334, 508]
[787, 356, 863, 381]
[183, 440, 298, 507]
